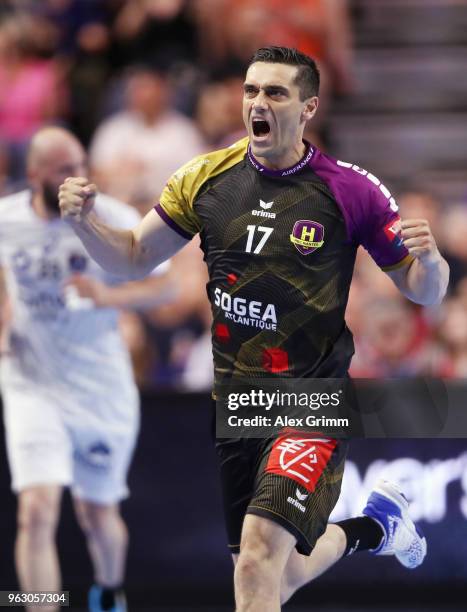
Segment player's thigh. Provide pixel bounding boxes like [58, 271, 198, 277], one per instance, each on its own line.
[69, 410, 139, 505]
[2, 386, 73, 492]
[247, 434, 348, 556]
[215, 437, 257, 556]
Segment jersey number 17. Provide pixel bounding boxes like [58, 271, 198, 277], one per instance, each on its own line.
[245, 225, 274, 254]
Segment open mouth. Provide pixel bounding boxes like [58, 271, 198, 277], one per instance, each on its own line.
[252, 117, 271, 137]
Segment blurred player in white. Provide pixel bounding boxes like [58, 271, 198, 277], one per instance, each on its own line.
[0, 128, 169, 612]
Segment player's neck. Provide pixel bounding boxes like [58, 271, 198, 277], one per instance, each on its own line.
[31, 192, 59, 221]
[253, 141, 307, 171]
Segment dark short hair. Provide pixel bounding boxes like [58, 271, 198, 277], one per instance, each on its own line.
[248, 46, 320, 100]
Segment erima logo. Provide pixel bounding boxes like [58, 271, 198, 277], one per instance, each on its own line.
[253, 199, 276, 219]
[296, 488, 308, 501]
[287, 496, 306, 513]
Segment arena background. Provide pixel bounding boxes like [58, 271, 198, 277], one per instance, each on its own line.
[1, 393, 467, 610]
[0, 0, 466, 610]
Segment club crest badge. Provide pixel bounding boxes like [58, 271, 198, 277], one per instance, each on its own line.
[290, 220, 325, 255]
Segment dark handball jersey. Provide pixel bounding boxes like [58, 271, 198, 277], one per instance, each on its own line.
[155, 137, 412, 385]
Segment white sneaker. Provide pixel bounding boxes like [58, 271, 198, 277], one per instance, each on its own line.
[362, 479, 427, 569]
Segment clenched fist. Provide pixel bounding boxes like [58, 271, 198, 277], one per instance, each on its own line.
[59, 177, 97, 223]
[401, 219, 441, 265]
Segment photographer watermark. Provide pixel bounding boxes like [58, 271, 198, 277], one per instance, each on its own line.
[226, 388, 342, 411]
[214, 378, 464, 438]
[226, 388, 349, 429]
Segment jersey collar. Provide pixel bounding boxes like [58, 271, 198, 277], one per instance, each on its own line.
[247, 140, 314, 178]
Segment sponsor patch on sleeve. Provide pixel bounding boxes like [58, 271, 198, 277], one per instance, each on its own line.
[383, 217, 403, 247]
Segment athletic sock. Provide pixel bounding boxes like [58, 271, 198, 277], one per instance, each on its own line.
[100, 585, 123, 610]
[335, 516, 384, 556]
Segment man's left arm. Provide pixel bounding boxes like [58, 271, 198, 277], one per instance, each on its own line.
[386, 218, 449, 306]
[65, 270, 176, 311]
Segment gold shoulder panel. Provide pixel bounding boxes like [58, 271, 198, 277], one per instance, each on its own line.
[158, 137, 248, 237]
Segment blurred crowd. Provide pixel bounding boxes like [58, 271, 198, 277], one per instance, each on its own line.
[349, 191, 467, 379]
[0, 0, 465, 389]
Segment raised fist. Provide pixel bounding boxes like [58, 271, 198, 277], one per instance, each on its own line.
[401, 218, 440, 265]
[59, 177, 97, 223]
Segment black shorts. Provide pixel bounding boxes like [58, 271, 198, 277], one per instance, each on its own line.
[215, 432, 348, 556]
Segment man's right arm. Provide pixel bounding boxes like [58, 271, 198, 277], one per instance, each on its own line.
[59, 177, 189, 279]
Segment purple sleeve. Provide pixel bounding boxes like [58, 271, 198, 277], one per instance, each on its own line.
[310, 151, 412, 271]
[359, 185, 412, 270]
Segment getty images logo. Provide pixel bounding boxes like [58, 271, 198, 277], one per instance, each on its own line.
[253, 199, 276, 219]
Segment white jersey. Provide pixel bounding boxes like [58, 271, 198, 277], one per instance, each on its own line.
[0, 190, 144, 425]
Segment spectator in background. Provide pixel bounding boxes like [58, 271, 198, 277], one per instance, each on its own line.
[398, 190, 466, 291]
[351, 247, 401, 300]
[43, 0, 116, 147]
[0, 14, 67, 181]
[39, 0, 114, 57]
[89, 64, 205, 214]
[347, 188, 466, 378]
[119, 310, 159, 389]
[397, 190, 441, 240]
[434, 297, 467, 377]
[143, 238, 212, 388]
[349, 297, 443, 377]
[112, 0, 198, 69]
[0, 142, 14, 196]
[439, 205, 467, 291]
[66, 19, 113, 147]
[0, 1, 15, 19]
[181, 325, 214, 390]
[457, 276, 467, 306]
[195, 63, 246, 147]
